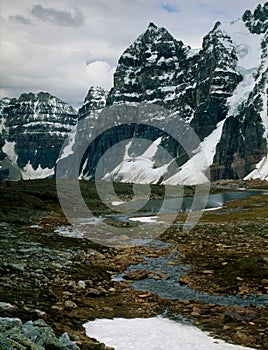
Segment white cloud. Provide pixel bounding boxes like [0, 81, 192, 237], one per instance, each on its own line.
[0, 0, 266, 107]
[85, 61, 115, 89]
[31, 4, 84, 27]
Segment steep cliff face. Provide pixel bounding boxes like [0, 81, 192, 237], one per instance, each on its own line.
[0, 92, 77, 180]
[0, 98, 10, 159]
[211, 6, 268, 180]
[56, 86, 110, 180]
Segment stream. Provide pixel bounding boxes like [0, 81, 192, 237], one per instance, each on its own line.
[55, 189, 268, 307]
[113, 240, 268, 307]
[55, 189, 267, 349]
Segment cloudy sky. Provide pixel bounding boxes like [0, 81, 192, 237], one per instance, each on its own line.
[0, 0, 266, 107]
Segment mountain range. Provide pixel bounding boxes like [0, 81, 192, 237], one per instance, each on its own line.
[0, 2, 267, 184]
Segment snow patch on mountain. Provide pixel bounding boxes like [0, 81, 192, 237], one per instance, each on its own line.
[22, 162, 54, 180]
[103, 137, 170, 184]
[244, 155, 268, 181]
[58, 125, 77, 160]
[226, 68, 256, 118]
[163, 121, 224, 186]
[219, 19, 264, 118]
[2, 141, 18, 164]
[221, 18, 263, 71]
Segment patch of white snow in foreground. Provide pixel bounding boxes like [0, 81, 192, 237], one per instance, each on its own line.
[83, 317, 255, 350]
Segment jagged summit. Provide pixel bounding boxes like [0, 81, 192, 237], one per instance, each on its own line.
[140, 21, 184, 45]
[107, 21, 188, 107]
[242, 2, 268, 34]
[78, 86, 108, 120]
[147, 22, 158, 29]
[82, 86, 108, 108]
[15, 91, 73, 107]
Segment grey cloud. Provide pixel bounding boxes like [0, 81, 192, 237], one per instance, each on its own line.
[9, 15, 32, 25]
[1, 0, 265, 107]
[31, 4, 84, 27]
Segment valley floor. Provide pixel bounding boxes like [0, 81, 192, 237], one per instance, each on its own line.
[0, 179, 267, 349]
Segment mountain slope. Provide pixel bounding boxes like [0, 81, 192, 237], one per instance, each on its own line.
[0, 92, 77, 181]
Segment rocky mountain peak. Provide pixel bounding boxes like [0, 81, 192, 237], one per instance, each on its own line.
[242, 2, 268, 34]
[17, 91, 55, 103]
[147, 22, 158, 29]
[106, 22, 188, 107]
[13, 91, 76, 114]
[147, 22, 159, 31]
[17, 92, 35, 102]
[78, 86, 109, 120]
[0, 92, 77, 181]
[138, 21, 185, 48]
[91, 6, 268, 184]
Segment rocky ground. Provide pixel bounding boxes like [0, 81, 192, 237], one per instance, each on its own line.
[0, 179, 267, 349]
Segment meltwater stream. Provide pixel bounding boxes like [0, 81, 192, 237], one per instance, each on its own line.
[84, 240, 265, 350]
[114, 240, 268, 307]
[55, 189, 268, 307]
[70, 190, 267, 350]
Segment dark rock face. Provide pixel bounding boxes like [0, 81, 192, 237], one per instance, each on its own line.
[0, 92, 77, 181]
[0, 98, 10, 163]
[79, 86, 108, 120]
[242, 2, 268, 34]
[107, 23, 189, 108]
[211, 94, 267, 180]
[187, 22, 243, 140]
